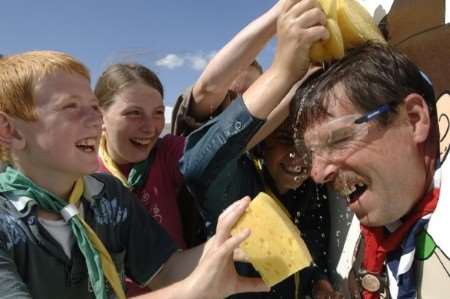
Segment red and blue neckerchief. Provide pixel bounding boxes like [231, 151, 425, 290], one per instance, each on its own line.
[360, 187, 440, 299]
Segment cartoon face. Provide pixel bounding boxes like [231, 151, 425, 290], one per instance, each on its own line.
[437, 93, 450, 163]
[387, 0, 450, 98]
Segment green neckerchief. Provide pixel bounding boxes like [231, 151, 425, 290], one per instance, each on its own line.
[127, 139, 160, 190]
[0, 167, 108, 299]
[128, 158, 151, 190]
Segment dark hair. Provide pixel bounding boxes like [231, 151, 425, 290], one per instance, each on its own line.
[95, 63, 164, 109]
[291, 43, 437, 139]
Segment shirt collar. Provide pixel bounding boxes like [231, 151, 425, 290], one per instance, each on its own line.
[7, 175, 105, 216]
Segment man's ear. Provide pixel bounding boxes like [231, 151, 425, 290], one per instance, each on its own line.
[403, 93, 431, 143]
[0, 112, 26, 150]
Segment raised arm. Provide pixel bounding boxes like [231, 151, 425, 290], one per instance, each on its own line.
[245, 65, 322, 150]
[190, 1, 282, 120]
[242, 0, 327, 119]
[180, 0, 328, 194]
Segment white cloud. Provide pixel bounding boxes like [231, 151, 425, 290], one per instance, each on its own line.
[186, 54, 208, 70]
[156, 51, 216, 71]
[185, 51, 216, 70]
[155, 54, 184, 69]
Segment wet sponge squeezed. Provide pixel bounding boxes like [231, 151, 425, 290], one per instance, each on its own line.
[231, 192, 312, 287]
[310, 0, 386, 62]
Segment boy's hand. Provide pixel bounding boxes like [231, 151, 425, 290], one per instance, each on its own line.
[185, 197, 270, 299]
[272, 0, 329, 82]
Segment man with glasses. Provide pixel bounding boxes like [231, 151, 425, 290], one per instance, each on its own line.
[291, 43, 450, 298]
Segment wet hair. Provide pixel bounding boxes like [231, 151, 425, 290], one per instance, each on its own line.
[291, 43, 437, 142]
[95, 63, 164, 110]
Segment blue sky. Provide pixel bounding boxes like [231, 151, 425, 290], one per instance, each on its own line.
[1, 0, 395, 114]
[0, 0, 278, 108]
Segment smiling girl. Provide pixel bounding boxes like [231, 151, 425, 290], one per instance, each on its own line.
[95, 64, 202, 296]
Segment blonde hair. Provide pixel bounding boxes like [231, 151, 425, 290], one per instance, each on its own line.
[0, 50, 90, 161]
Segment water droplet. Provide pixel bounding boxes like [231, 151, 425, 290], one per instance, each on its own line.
[345, 196, 351, 204]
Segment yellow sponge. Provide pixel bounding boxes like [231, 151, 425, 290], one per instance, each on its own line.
[231, 192, 312, 287]
[310, 18, 345, 63]
[337, 0, 387, 47]
[319, 0, 338, 19]
[310, 0, 386, 62]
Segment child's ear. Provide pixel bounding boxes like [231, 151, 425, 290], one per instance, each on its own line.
[0, 112, 26, 150]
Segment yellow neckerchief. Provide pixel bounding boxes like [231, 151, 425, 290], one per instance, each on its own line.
[98, 134, 129, 187]
[252, 158, 300, 299]
[70, 179, 126, 299]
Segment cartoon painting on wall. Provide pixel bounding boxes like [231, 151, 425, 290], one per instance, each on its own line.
[384, 0, 450, 162]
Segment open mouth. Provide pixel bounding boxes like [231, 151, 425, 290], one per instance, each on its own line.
[341, 182, 367, 204]
[130, 137, 153, 148]
[282, 163, 308, 176]
[75, 137, 97, 153]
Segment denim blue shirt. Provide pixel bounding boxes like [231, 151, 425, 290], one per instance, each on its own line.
[180, 98, 330, 298]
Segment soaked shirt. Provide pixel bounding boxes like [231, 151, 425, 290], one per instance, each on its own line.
[180, 98, 331, 298]
[0, 173, 177, 299]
